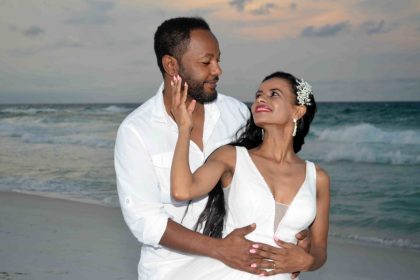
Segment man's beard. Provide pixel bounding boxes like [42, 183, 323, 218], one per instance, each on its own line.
[179, 72, 218, 104]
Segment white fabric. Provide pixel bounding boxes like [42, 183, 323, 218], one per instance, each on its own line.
[166, 146, 317, 280]
[114, 83, 249, 280]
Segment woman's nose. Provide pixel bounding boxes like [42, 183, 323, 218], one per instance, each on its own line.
[257, 95, 266, 103]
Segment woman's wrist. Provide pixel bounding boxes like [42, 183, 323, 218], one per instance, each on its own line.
[178, 125, 192, 134]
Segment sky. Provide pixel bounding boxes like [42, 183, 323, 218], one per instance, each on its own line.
[0, 0, 419, 103]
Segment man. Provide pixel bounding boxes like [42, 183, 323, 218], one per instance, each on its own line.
[115, 17, 310, 279]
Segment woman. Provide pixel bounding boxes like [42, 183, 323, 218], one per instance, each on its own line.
[168, 71, 330, 279]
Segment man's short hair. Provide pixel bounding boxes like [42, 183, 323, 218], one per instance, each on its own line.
[154, 17, 210, 75]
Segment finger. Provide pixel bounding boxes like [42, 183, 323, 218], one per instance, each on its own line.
[240, 260, 269, 276]
[291, 271, 300, 279]
[274, 238, 291, 248]
[181, 81, 188, 103]
[251, 259, 278, 270]
[244, 267, 267, 276]
[249, 248, 278, 260]
[234, 223, 256, 236]
[171, 75, 181, 107]
[296, 228, 309, 240]
[251, 243, 286, 254]
[264, 269, 283, 276]
[187, 99, 196, 114]
[175, 75, 182, 105]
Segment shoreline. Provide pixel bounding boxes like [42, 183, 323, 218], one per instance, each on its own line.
[4, 189, 419, 251]
[1, 191, 420, 280]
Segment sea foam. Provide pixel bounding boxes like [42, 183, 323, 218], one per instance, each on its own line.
[313, 123, 420, 145]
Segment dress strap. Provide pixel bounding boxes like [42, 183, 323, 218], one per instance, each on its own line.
[305, 160, 317, 195]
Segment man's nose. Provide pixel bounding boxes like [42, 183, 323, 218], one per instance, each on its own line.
[211, 62, 222, 76]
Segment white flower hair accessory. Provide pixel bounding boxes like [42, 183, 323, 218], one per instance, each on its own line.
[296, 79, 313, 106]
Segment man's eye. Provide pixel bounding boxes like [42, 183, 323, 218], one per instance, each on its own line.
[202, 62, 210, 65]
[271, 92, 279, 96]
[255, 93, 261, 99]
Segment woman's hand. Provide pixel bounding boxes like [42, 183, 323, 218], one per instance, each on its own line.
[170, 75, 196, 131]
[249, 238, 314, 277]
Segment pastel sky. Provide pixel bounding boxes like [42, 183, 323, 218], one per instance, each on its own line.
[0, 0, 419, 103]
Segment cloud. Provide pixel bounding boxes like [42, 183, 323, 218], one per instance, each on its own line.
[65, 0, 114, 25]
[250, 3, 278, 15]
[8, 36, 85, 57]
[23, 26, 44, 37]
[8, 25, 44, 38]
[360, 20, 387, 35]
[229, 0, 253, 12]
[301, 21, 351, 37]
[186, 8, 219, 17]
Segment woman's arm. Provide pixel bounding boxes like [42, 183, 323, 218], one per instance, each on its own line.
[306, 165, 330, 270]
[170, 76, 233, 201]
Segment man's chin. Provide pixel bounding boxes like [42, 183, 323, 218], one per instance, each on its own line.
[188, 89, 217, 104]
[197, 91, 218, 104]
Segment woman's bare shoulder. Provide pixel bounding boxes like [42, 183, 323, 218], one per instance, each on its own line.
[207, 145, 237, 167]
[315, 164, 330, 191]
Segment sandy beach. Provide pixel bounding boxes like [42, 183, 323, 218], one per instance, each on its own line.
[1, 191, 419, 280]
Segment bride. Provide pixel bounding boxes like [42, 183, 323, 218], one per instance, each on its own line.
[167, 71, 330, 279]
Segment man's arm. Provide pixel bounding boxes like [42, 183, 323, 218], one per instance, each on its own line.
[115, 123, 271, 274]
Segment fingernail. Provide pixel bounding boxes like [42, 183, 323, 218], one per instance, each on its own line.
[249, 249, 256, 253]
[252, 244, 259, 248]
[170, 81, 174, 87]
[250, 263, 257, 268]
[274, 237, 279, 241]
[259, 273, 265, 276]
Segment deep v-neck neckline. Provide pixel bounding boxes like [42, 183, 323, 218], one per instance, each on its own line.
[242, 147, 308, 207]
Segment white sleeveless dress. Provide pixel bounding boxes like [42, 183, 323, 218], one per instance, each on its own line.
[165, 146, 317, 280]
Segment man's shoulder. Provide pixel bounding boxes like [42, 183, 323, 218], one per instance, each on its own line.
[217, 93, 245, 106]
[120, 95, 157, 128]
[216, 93, 250, 118]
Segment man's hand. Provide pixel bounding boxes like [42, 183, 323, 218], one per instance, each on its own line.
[213, 224, 271, 275]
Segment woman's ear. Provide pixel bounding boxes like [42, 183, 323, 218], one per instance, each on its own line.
[294, 105, 307, 120]
[162, 54, 179, 77]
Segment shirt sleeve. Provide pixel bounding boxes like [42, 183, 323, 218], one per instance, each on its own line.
[114, 123, 169, 248]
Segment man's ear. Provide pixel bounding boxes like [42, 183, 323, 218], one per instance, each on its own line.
[295, 105, 307, 120]
[162, 55, 179, 77]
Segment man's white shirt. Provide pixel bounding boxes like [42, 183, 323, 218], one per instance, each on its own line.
[114, 84, 249, 279]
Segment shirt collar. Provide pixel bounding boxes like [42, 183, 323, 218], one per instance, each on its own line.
[151, 83, 172, 124]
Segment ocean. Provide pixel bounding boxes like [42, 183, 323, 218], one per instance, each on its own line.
[0, 102, 419, 250]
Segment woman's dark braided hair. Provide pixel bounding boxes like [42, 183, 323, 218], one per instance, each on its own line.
[187, 71, 317, 238]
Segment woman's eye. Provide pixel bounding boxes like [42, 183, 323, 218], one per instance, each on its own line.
[271, 91, 279, 96]
[202, 62, 210, 65]
[255, 93, 261, 99]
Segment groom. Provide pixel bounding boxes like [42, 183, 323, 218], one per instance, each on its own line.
[115, 17, 311, 279]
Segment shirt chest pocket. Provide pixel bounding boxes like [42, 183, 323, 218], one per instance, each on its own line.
[151, 150, 206, 204]
[151, 152, 173, 203]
